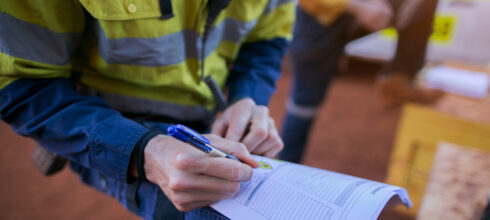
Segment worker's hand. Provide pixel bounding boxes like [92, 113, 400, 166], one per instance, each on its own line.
[395, 0, 425, 30]
[347, 0, 394, 32]
[212, 98, 284, 158]
[375, 73, 445, 104]
[144, 134, 258, 212]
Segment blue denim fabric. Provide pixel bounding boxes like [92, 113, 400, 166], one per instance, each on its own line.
[0, 19, 289, 217]
[72, 161, 229, 220]
[72, 119, 229, 220]
[280, 0, 437, 163]
[279, 112, 315, 163]
[0, 78, 148, 182]
[278, 8, 347, 163]
[227, 38, 289, 106]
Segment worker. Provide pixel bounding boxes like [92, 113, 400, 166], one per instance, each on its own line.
[0, 0, 294, 219]
[279, 0, 441, 163]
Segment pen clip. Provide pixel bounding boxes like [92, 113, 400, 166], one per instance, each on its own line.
[175, 124, 210, 144]
[168, 124, 240, 162]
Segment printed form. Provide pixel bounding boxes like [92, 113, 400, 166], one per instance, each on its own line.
[212, 156, 411, 220]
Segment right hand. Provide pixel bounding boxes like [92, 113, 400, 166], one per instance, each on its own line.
[347, 0, 394, 32]
[143, 134, 258, 212]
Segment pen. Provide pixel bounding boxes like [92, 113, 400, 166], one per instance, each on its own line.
[167, 124, 240, 161]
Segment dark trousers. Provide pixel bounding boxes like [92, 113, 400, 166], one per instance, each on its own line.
[279, 0, 438, 163]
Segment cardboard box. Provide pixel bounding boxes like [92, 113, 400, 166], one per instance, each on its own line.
[417, 142, 490, 220]
[385, 104, 490, 216]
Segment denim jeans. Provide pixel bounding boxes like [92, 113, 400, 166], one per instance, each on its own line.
[279, 0, 438, 163]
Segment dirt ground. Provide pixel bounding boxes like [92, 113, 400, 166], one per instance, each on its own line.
[0, 58, 412, 220]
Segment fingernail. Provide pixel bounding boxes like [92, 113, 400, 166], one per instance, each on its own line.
[252, 159, 259, 168]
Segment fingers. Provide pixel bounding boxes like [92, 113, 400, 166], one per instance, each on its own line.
[380, 0, 394, 23]
[224, 99, 255, 141]
[251, 119, 284, 158]
[176, 153, 254, 181]
[211, 116, 227, 137]
[379, 15, 393, 30]
[357, 0, 394, 32]
[372, 8, 392, 31]
[210, 98, 283, 160]
[169, 190, 236, 212]
[241, 106, 269, 152]
[382, 5, 394, 29]
[145, 134, 253, 213]
[167, 171, 241, 194]
[174, 137, 257, 178]
[207, 134, 259, 168]
[173, 201, 212, 212]
[212, 99, 256, 141]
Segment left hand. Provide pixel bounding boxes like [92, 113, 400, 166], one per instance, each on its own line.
[212, 98, 283, 158]
[347, 0, 394, 32]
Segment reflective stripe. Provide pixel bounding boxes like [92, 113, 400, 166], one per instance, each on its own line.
[221, 18, 258, 46]
[287, 99, 319, 119]
[263, 0, 295, 14]
[89, 90, 213, 121]
[0, 12, 80, 66]
[97, 18, 257, 67]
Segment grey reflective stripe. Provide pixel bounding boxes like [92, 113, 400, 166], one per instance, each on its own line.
[263, 0, 295, 14]
[93, 90, 213, 121]
[97, 18, 257, 67]
[287, 99, 319, 119]
[0, 12, 80, 66]
[220, 18, 258, 45]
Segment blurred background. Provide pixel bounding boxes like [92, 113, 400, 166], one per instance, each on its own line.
[1, 0, 489, 219]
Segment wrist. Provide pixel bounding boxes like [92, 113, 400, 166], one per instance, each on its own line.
[133, 129, 164, 182]
[143, 134, 175, 183]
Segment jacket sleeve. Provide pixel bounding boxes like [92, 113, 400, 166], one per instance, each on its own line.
[0, 1, 148, 183]
[298, 0, 350, 26]
[226, 0, 295, 106]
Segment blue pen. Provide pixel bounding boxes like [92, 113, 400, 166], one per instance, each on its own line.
[167, 124, 240, 161]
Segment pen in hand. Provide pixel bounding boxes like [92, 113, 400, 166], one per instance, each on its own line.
[167, 124, 240, 161]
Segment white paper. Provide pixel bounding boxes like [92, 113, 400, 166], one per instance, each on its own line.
[425, 66, 490, 99]
[211, 156, 411, 220]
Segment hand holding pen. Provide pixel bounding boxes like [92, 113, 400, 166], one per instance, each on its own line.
[143, 128, 258, 212]
[167, 124, 241, 161]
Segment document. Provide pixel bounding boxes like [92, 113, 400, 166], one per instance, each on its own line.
[211, 155, 411, 220]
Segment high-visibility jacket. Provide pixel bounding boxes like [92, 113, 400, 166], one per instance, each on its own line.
[0, 0, 294, 120]
[0, 0, 294, 218]
[298, 0, 349, 25]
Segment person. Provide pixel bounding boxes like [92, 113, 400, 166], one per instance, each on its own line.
[279, 0, 442, 163]
[0, 0, 294, 219]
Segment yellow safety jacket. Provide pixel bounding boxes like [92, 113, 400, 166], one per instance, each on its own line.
[0, 0, 294, 121]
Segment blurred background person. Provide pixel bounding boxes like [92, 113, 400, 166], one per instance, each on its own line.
[279, 0, 442, 163]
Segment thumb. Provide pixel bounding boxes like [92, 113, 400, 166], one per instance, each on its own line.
[206, 134, 258, 168]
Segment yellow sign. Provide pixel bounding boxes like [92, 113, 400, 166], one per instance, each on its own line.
[258, 161, 272, 169]
[381, 14, 457, 45]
